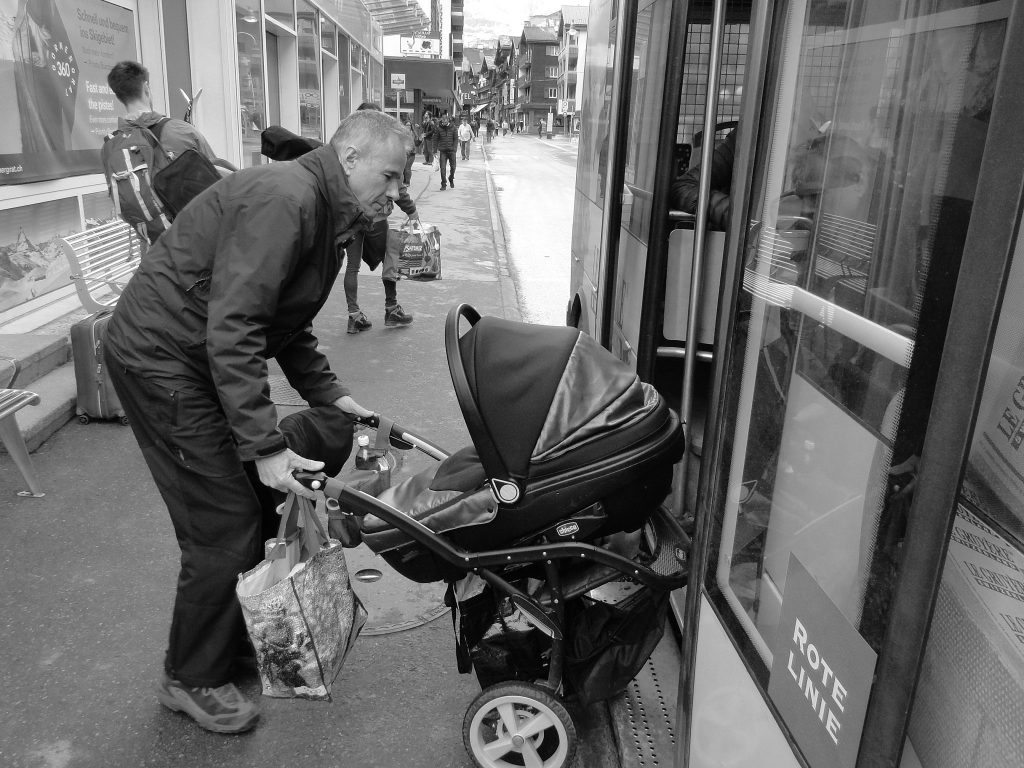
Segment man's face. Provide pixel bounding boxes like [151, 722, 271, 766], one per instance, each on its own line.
[340, 134, 406, 217]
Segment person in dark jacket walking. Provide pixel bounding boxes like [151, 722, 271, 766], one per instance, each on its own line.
[435, 113, 458, 190]
[103, 109, 410, 735]
[421, 112, 436, 165]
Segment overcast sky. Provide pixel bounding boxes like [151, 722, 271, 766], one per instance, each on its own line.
[460, 0, 575, 48]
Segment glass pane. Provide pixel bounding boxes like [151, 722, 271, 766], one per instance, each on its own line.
[321, 18, 336, 56]
[708, 0, 1006, 723]
[908, 503, 1024, 768]
[337, 35, 351, 116]
[236, 3, 267, 168]
[573, 0, 616, 204]
[264, 0, 294, 30]
[297, 2, 322, 140]
[620, 0, 670, 239]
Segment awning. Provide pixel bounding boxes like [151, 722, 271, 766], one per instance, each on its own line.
[471, 104, 488, 114]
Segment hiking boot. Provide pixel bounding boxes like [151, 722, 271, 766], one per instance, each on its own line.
[157, 673, 259, 734]
[440, 184, 446, 190]
[385, 304, 414, 327]
[347, 312, 372, 334]
[449, 179, 455, 188]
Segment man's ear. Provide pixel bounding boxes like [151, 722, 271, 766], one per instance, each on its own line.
[338, 145, 359, 173]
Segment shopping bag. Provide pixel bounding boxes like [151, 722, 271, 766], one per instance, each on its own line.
[236, 492, 367, 700]
[393, 220, 442, 280]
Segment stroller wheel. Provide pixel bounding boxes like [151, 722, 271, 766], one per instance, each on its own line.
[463, 681, 577, 768]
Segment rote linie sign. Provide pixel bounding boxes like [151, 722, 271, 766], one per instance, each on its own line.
[768, 556, 877, 768]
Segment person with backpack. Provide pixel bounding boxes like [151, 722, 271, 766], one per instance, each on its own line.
[102, 61, 221, 244]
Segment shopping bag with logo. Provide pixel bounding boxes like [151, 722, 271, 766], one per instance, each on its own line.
[394, 220, 442, 280]
[236, 491, 367, 700]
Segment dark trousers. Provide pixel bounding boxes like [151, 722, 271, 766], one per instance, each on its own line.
[424, 138, 435, 163]
[439, 150, 456, 187]
[105, 356, 272, 688]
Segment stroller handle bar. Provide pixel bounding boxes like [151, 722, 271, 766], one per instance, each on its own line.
[355, 413, 450, 461]
[292, 471, 688, 591]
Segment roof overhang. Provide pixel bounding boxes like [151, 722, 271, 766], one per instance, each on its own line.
[363, 0, 429, 36]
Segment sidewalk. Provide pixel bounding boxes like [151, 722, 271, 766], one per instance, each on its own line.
[0, 143, 618, 768]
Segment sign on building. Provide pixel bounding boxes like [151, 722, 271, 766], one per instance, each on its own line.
[390, 74, 407, 90]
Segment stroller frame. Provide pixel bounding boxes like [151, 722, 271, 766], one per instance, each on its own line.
[296, 305, 690, 766]
[297, 419, 687, 766]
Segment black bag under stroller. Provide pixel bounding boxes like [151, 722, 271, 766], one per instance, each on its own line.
[299, 305, 689, 768]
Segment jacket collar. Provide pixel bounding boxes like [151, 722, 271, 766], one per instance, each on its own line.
[118, 111, 166, 130]
[295, 144, 374, 247]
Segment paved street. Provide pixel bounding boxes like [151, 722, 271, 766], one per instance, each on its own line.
[0, 137, 617, 768]
[482, 131, 578, 326]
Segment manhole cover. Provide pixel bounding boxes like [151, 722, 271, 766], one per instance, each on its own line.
[346, 544, 449, 635]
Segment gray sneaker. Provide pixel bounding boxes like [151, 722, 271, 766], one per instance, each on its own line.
[157, 673, 259, 733]
[385, 304, 414, 326]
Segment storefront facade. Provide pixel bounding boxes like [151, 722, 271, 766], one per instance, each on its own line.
[0, 0, 382, 323]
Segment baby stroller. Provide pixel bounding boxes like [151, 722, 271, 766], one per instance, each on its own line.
[298, 305, 689, 768]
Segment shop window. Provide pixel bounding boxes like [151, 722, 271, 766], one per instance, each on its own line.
[264, 0, 294, 30]
[297, 1, 322, 140]
[320, 17, 336, 56]
[236, 2, 268, 167]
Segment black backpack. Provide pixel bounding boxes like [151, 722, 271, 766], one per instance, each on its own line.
[101, 119, 220, 244]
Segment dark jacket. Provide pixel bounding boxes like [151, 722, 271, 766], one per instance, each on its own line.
[106, 144, 372, 461]
[435, 121, 458, 152]
[671, 129, 736, 231]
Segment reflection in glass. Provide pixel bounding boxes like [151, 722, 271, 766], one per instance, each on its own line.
[264, 0, 294, 29]
[236, 3, 267, 168]
[321, 17, 336, 56]
[619, 0, 671, 240]
[297, 1, 322, 140]
[710, 0, 1005, 685]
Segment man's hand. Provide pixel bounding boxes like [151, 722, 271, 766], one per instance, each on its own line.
[407, 213, 421, 229]
[255, 449, 324, 499]
[333, 395, 374, 419]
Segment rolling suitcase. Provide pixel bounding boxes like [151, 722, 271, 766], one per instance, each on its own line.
[71, 311, 127, 425]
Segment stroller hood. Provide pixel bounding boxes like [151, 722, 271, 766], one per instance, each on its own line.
[449, 312, 660, 501]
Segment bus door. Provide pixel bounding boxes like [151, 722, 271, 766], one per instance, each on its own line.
[680, 1, 1023, 767]
[568, 1, 751, 370]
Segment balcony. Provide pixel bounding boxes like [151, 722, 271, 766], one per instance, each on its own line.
[518, 55, 531, 70]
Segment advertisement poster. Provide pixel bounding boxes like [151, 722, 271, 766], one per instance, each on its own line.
[0, 0, 137, 184]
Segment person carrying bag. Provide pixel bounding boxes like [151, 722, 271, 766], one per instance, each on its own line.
[236, 490, 367, 701]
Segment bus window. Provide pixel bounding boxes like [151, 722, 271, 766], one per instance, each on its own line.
[911, 222, 1024, 767]
[703, 0, 1009, 761]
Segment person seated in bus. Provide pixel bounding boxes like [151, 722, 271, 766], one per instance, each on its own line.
[671, 128, 737, 231]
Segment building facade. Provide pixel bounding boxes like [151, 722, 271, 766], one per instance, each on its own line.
[516, 25, 559, 133]
[0, 0, 383, 323]
[557, 6, 588, 133]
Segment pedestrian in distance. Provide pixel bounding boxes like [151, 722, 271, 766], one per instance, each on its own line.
[471, 116, 480, 138]
[502, 119, 509, 136]
[103, 109, 410, 735]
[421, 112, 436, 165]
[458, 116, 473, 161]
[346, 103, 416, 332]
[435, 113, 458, 190]
[485, 118, 494, 143]
[102, 60, 221, 243]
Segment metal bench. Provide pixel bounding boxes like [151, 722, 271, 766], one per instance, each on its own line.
[0, 388, 43, 497]
[59, 220, 143, 313]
